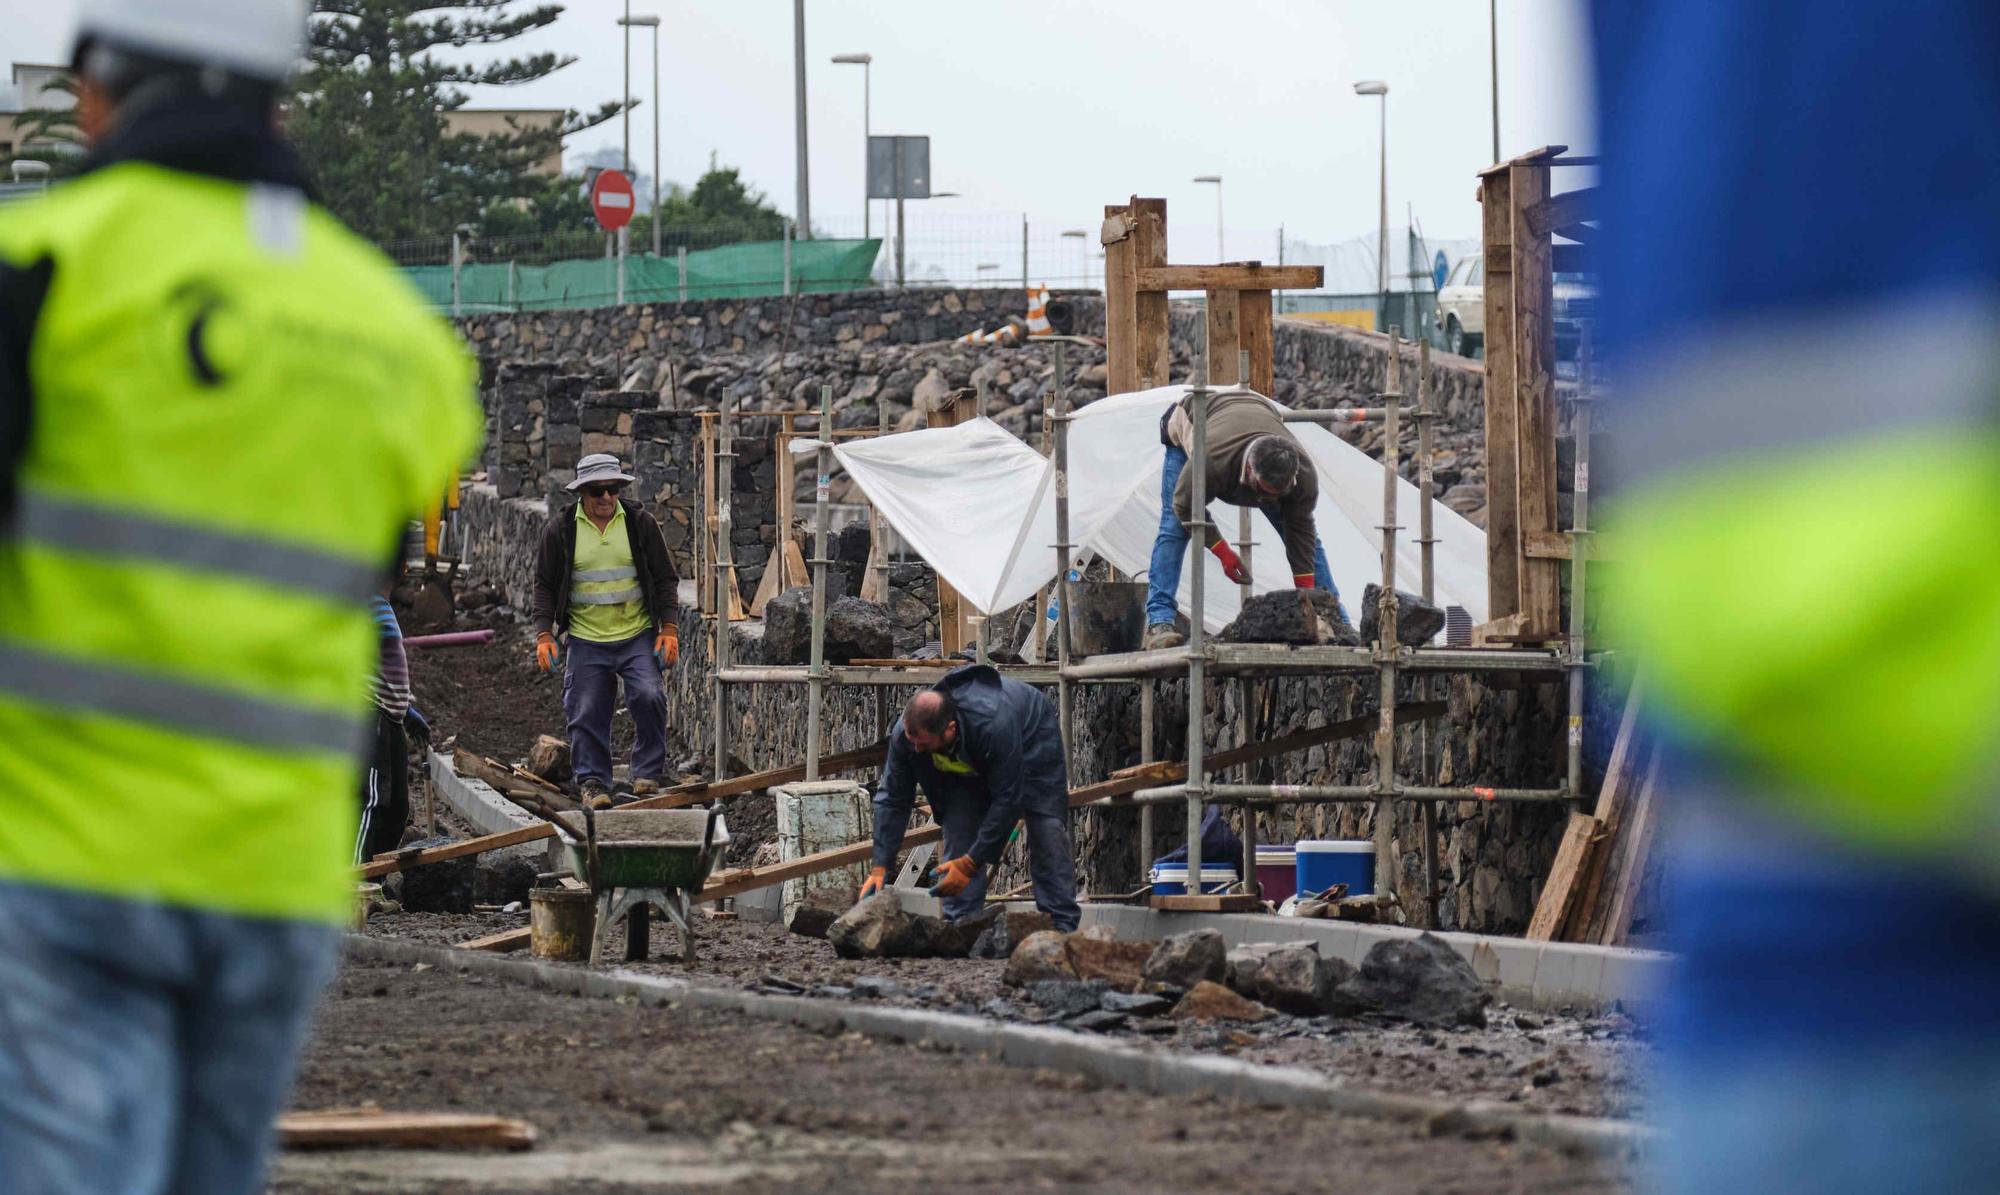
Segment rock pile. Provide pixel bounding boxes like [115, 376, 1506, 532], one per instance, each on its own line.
[824, 892, 999, 959]
[761, 587, 897, 663]
[1222, 589, 1360, 646]
[1357, 584, 1449, 648]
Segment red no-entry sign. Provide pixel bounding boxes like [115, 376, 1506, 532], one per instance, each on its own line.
[591, 168, 636, 231]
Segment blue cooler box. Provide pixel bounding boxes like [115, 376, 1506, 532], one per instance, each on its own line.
[1296, 840, 1375, 897]
[1150, 865, 1238, 896]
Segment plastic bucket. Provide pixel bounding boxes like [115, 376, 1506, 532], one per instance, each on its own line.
[530, 887, 595, 961]
[1150, 865, 1238, 896]
[1254, 846, 1297, 903]
[1296, 840, 1375, 897]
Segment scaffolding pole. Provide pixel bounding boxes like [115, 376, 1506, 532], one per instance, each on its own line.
[1415, 336, 1443, 927]
[1183, 357, 1212, 890]
[1051, 341, 1077, 783]
[711, 378, 736, 780]
[1568, 330, 1596, 808]
[1372, 329, 1403, 900]
[806, 384, 833, 781]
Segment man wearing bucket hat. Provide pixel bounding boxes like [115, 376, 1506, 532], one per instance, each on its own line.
[532, 453, 683, 808]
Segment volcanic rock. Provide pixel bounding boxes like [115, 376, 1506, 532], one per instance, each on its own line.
[1357, 584, 1448, 648]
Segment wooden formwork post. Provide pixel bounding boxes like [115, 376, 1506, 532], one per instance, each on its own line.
[1479, 166, 1522, 626]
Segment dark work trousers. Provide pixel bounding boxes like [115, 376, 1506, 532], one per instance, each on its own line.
[928, 773, 1081, 931]
[562, 631, 668, 786]
[354, 712, 409, 865]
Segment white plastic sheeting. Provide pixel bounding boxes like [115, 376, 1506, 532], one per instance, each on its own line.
[818, 384, 1490, 634]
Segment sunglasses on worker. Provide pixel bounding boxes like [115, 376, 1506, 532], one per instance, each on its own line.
[582, 483, 623, 498]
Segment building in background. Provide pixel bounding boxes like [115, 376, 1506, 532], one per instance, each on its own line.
[443, 108, 567, 177]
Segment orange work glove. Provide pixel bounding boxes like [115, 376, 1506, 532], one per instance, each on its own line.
[931, 855, 980, 898]
[534, 633, 560, 672]
[858, 866, 887, 900]
[1293, 573, 1315, 589]
[1209, 541, 1250, 585]
[653, 625, 680, 667]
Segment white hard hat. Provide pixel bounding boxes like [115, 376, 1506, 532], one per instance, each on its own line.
[74, 0, 311, 83]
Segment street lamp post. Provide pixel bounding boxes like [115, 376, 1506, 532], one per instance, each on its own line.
[619, 13, 663, 257]
[1489, 0, 1501, 164]
[1354, 81, 1389, 329]
[621, 0, 631, 173]
[1193, 174, 1223, 261]
[831, 53, 873, 238]
[792, 0, 811, 238]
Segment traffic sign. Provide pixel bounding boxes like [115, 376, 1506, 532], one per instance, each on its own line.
[591, 168, 635, 231]
[1433, 249, 1450, 290]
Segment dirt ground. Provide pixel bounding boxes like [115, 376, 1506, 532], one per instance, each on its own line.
[269, 958, 1628, 1194]
[364, 912, 1649, 1121]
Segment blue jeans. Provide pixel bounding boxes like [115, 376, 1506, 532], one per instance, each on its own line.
[0, 881, 335, 1195]
[1144, 444, 1339, 627]
[563, 630, 667, 785]
[928, 775, 1081, 931]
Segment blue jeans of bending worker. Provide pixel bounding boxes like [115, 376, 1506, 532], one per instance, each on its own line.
[0, 881, 335, 1195]
[1145, 444, 1339, 629]
[563, 630, 667, 786]
[928, 774, 1081, 931]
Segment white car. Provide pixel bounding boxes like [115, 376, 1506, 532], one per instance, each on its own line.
[1436, 254, 1484, 357]
[1434, 252, 1598, 361]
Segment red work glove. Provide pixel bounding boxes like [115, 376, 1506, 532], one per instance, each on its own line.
[1209, 541, 1250, 585]
[931, 855, 981, 898]
[858, 866, 887, 900]
[534, 633, 560, 672]
[654, 625, 680, 667]
[1294, 573, 1315, 589]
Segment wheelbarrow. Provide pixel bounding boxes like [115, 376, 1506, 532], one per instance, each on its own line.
[552, 806, 730, 965]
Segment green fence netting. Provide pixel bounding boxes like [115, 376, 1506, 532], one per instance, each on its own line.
[404, 237, 882, 312]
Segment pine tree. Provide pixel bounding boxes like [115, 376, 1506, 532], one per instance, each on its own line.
[291, 1, 621, 249]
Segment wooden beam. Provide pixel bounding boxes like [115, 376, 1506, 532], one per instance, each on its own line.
[1138, 265, 1323, 291]
[1524, 187, 1599, 239]
[1601, 751, 1662, 947]
[1511, 159, 1563, 639]
[1525, 811, 1603, 941]
[1240, 289, 1275, 396]
[277, 1111, 536, 1151]
[456, 927, 533, 952]
[925, 395, 981, 653]
[1132, 198, 1171, 389]
[626, 736, 892, 810]
[1205, 288, 1241, 384]
[1563, 680, 1647, 942]
[1524, 531, 1612, 562]
[1103, 203, 1141, 395]
[1469, 613, 1530, 646]
[1081, 701, 1447, 803]
[1480, 166, 1522, 621]
[360, 823, 551, 880]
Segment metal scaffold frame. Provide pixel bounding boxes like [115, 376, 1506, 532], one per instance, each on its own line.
[695, 175, 1599, 922]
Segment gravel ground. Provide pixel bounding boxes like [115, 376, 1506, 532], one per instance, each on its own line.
[363, 911, 1650, 1121]
[269, 957, 1628, 1194]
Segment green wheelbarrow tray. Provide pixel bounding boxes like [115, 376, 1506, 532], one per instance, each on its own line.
[552, 807, 731, 892]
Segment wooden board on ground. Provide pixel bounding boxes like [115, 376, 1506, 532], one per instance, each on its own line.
[1600, 750, 1663, 946]
[360, 824, 550, 880]
[1561, 679, 1646, 941]
[1149, 893, 1262, 913]
[1525, 811, 1604, 941]
[456, 927, 532, 953]
[277, 1110, 535, 1151]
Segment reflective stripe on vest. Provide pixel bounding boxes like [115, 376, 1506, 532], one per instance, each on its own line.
[0, 640, 367, 756]
[571, 587, 643, 604]
[14, 490, 381, 603]
[574, 566, 637, 583]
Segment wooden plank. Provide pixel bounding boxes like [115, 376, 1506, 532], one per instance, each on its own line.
[1205, 288, 1241, 385]
[1469, 613, 1530, 646]
[1150, 893, 1263, 913]
[1138, 264, 1323, 291]
[277, 1111, 536, 1151]
[1601, 750, 1663, 947]
[1511, 160, 1562, 639]
[360, 823, 550, 880]
[1479, 168, 1522, 621]
[1523, 186, 1599, 239]
[1525, 811, 1604, 941]
[456, 927, 532, 953]
[1523, 530, 1616, 561]
[1097, 701, 1446, 790]
[1103, 202, 1141, 394]
[1132, 198, 1171, 389]
[626, 736, 892, 810]
[1561, 680, 1647, 941]
[1240, 289, 1275, 396]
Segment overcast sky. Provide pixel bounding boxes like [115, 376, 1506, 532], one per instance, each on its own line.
[10, 1, 1594, 247]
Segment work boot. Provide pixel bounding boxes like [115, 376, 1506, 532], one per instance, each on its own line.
[580, 778, 613, 811]
[1143, 623, 1186, 650]
[630, 778, 660, 796]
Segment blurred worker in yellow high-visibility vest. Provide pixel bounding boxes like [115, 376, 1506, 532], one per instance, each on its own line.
[0, 2, 478, 1191]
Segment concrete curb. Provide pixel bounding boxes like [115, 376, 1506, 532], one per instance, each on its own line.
[427, 750, 541, 838]
[342, 934, 1653, 1159]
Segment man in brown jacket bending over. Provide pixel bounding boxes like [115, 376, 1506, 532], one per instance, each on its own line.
[1143, 393, 1342, 649]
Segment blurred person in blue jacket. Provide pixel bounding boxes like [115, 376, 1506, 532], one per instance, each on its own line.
[1592, 2, 2000, 1190]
